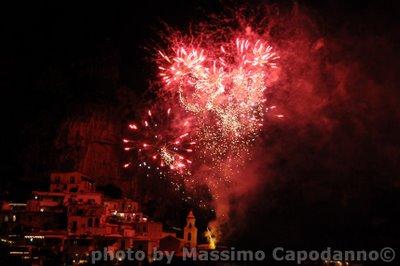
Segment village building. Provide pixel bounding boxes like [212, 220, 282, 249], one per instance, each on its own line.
[0, 171, 201, 265]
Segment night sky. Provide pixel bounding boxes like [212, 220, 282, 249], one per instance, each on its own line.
[1, 0, 400, 249]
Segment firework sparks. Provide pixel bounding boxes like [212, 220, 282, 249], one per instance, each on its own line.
[123, 107, 194, 176]
[137, 23, 282, 242]
[158, 37, 278, 168]
[158, 38, 278, 119]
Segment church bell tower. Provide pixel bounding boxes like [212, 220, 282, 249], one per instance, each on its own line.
[183, 210, 197, 248]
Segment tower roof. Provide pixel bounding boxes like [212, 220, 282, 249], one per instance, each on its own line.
[187, 210, 195, 218]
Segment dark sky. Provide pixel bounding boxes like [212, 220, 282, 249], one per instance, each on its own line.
[0, 1, 220, 183]
[1, 0, 400, 249]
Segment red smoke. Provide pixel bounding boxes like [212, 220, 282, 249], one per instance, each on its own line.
[132, 2, 400, 246]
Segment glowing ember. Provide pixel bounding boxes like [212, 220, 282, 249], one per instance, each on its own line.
[204, 227, 217, 249]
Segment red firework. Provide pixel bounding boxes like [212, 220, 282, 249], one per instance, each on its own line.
[157, 35, 280, 168]
[123, 107, 194, 175]
[158, 38, 279, 128]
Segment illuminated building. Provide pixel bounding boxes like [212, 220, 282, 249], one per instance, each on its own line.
[183, 210, 198, 248]
[0, 171, 179, 264]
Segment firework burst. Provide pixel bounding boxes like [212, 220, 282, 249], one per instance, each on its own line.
[158, 38, 278, 117]
[158, 37, 279, 168]
[123, 107, 194, 176]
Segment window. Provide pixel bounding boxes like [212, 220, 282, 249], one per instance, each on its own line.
[71, 221, 77, 232]
[188, 233, 191, 241]
[70, 176, 75, 183]
[95, 218, 100, 227]
[88, 218, 93, 227]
